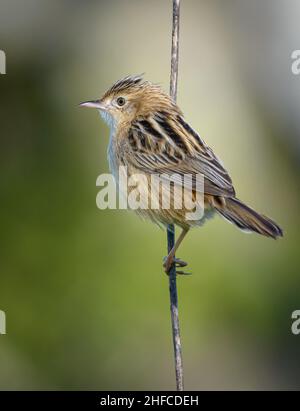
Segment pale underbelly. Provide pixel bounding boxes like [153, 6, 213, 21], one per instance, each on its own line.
[117, 165, 214, 228]
[107, 146, 215, 228]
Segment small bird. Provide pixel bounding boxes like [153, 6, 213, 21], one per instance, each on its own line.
[80, 75, 283, 274]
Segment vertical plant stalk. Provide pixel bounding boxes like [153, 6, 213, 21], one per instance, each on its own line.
[168, 0, 184, 392]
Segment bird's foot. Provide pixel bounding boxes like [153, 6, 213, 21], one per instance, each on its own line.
[163, 256, 191, 276]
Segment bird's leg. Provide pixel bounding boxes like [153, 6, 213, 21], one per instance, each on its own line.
[163, 227, 190, 274]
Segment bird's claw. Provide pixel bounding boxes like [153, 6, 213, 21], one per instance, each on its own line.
[176, 270, 192, 276]
[163, 256, 191, 275]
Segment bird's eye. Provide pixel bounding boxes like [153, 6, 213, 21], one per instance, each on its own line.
[116, 97, 126, 107]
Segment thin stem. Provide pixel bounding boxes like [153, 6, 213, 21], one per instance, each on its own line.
[168, 0, 184, 392]
[170, 0, 180, 101]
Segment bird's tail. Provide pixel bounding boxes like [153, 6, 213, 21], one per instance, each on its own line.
[215, 197, 283, 239]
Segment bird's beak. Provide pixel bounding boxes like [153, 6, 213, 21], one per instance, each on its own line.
[79, 100, 106, 110]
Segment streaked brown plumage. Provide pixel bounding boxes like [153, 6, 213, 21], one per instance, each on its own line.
[80, 75, 283, 273]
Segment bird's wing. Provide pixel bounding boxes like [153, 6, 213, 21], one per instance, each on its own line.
[122, 113, 235, 197]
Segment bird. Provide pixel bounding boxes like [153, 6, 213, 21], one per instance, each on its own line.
[80, 75, 283, 274]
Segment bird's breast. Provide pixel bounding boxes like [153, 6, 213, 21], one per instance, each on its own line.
[107, 129, 120, 180]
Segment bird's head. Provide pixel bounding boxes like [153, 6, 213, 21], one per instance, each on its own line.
[80, 75, 180, 129]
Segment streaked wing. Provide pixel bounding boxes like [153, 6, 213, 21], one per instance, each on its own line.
[123, 112, 235, 197]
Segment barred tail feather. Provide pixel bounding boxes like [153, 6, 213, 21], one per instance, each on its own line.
[216, 197, 283, 239]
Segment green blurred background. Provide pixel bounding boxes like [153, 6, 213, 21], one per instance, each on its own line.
[0, 0, 300, 390]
